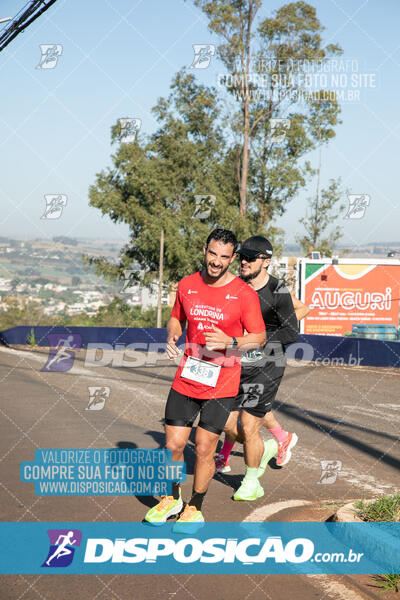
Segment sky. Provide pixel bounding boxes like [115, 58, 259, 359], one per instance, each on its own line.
[0, 0, 399, 251]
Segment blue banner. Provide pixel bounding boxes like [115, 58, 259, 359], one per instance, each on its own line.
[0, 522, 398, 574]
[20, 449, 186, 496]
[2, 325, 400, 368]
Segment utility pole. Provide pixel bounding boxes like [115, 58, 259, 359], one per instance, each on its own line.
[0, 1, 58, 53]
[156, 228, 164, 328]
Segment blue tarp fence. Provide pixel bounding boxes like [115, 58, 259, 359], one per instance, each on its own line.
[1, 325, 399, 368]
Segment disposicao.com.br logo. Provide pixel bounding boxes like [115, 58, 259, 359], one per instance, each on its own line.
[0, 522, 396, 575]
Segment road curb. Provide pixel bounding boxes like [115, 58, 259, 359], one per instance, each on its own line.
[332, 499, 399, 573]
[332, 499, 367, 522]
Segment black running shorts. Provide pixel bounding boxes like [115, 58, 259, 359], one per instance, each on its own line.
[233, 364, 285, 418]
[165, 388, 235, 435]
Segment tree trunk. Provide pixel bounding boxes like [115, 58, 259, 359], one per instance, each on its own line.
[156, 228, 164, 328]
[239, 1, 255, 217]
[239, 108, 249, 217]
[313, 145, 322, 247]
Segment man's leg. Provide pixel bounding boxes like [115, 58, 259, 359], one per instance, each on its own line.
[241, 410, 263, 467]
[263, 410, 298, 466]
[145, 390, 198, 524]
[260, 365, 298, 466]
[175, 396, 234, 527]
[192, 426, 220, 501]
[215, 410, 243, 473]
[165, 424, 192, 498]
[215, 388, 245, 473]
[233, 409, 265, 501]
[165, 424, 191, 463]
[263, 411, 289, 443]
[224, 410, 241, 443]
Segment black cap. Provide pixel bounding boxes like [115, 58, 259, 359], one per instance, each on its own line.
[239, 236, 273, 259]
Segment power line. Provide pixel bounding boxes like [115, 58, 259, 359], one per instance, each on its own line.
[0, 0, 59, 53]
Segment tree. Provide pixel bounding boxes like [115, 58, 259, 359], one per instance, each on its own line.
[87, 70, 239, 285]
[10, 278, 21, 292]
[53, 236, 78, 246]
[296, 178, 345, 257]
[71, 276, 81, 287]
[0, 300, 47, 330]
[87, 1, 343, 296]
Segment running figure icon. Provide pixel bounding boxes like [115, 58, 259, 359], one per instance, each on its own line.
[41, 529, 82, 568]
[45, 531, 77, 566]
[41, 334, 81, 372]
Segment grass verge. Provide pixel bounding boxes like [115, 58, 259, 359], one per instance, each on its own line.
[355, 493, 400, 522]
[355, 494, 400, 593]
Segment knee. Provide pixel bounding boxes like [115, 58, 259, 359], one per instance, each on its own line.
[195, 440, 214, 461]
[166, 438, 186, 455]
[241, 418, 260, 439]
[223, 421, 235, 436]
[223, 411, 238, 435]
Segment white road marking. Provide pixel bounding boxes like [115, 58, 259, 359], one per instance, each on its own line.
[244, 499, 312, 522]
[342, 405, 398, 423]
[374, 403, 400, 411]
[306, 575, 368, 600]
[0, 346, 165, 405]
[293, 447, 397, 494]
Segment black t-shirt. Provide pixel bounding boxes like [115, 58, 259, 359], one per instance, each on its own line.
[241, 275, 299, 367]
[256, 275, 299, 346]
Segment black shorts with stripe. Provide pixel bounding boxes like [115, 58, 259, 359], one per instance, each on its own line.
[165, 388, 235, 435]
[233, 363, 286, 418]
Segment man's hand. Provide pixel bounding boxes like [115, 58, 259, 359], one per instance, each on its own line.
[203, 325, 232, 351]
[166, 334, 182, 360]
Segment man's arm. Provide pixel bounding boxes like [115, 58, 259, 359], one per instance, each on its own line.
[204, 286, 266, 351]
[268, 284, 299, 346]
[165, 316, 186, 360]
[290, 293, 310, 321]
[203, 326, 265, 352]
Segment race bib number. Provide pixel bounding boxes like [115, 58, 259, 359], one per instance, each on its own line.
[241, 348, 263, 364]
[180, 356, 221, 388]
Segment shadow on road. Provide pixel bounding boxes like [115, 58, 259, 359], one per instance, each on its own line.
[273, 401, 400, 470]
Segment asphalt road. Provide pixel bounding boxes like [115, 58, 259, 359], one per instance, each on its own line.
[0, 345, 399, 600]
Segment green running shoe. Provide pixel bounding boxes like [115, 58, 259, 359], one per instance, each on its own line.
[257, 439, 278, 478]
[172, 505, 205, 534]
[233, 478, 264, 501]
[145, 493, 183, 525]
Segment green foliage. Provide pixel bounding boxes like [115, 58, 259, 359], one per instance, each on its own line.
[90, 298, 171, 328]
[53, 236, 78, 246]
[87, 1, 343, 285]
[32, 277, 51, 286]
[0, 298, 172, 330]
[371, 574, 400, 593]
[296, 178, 345, 257]
[195, 0, 342, 224]
[355, 495, 400, 595]
[0, 301, 48, 330]
[355, 494, 400, 522]
[26, 328, 37, 346]
[87, 69, 241, 284]
[71, 276, 81, 287]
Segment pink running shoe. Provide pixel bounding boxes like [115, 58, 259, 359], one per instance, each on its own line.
[276, 433, 298, 466]
[214, 453, 231, 473]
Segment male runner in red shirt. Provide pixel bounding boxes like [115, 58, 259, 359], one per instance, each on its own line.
[145, 229, 265, 529]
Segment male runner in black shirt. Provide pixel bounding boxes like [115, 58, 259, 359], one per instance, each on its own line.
[215, 236, 306, 501]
